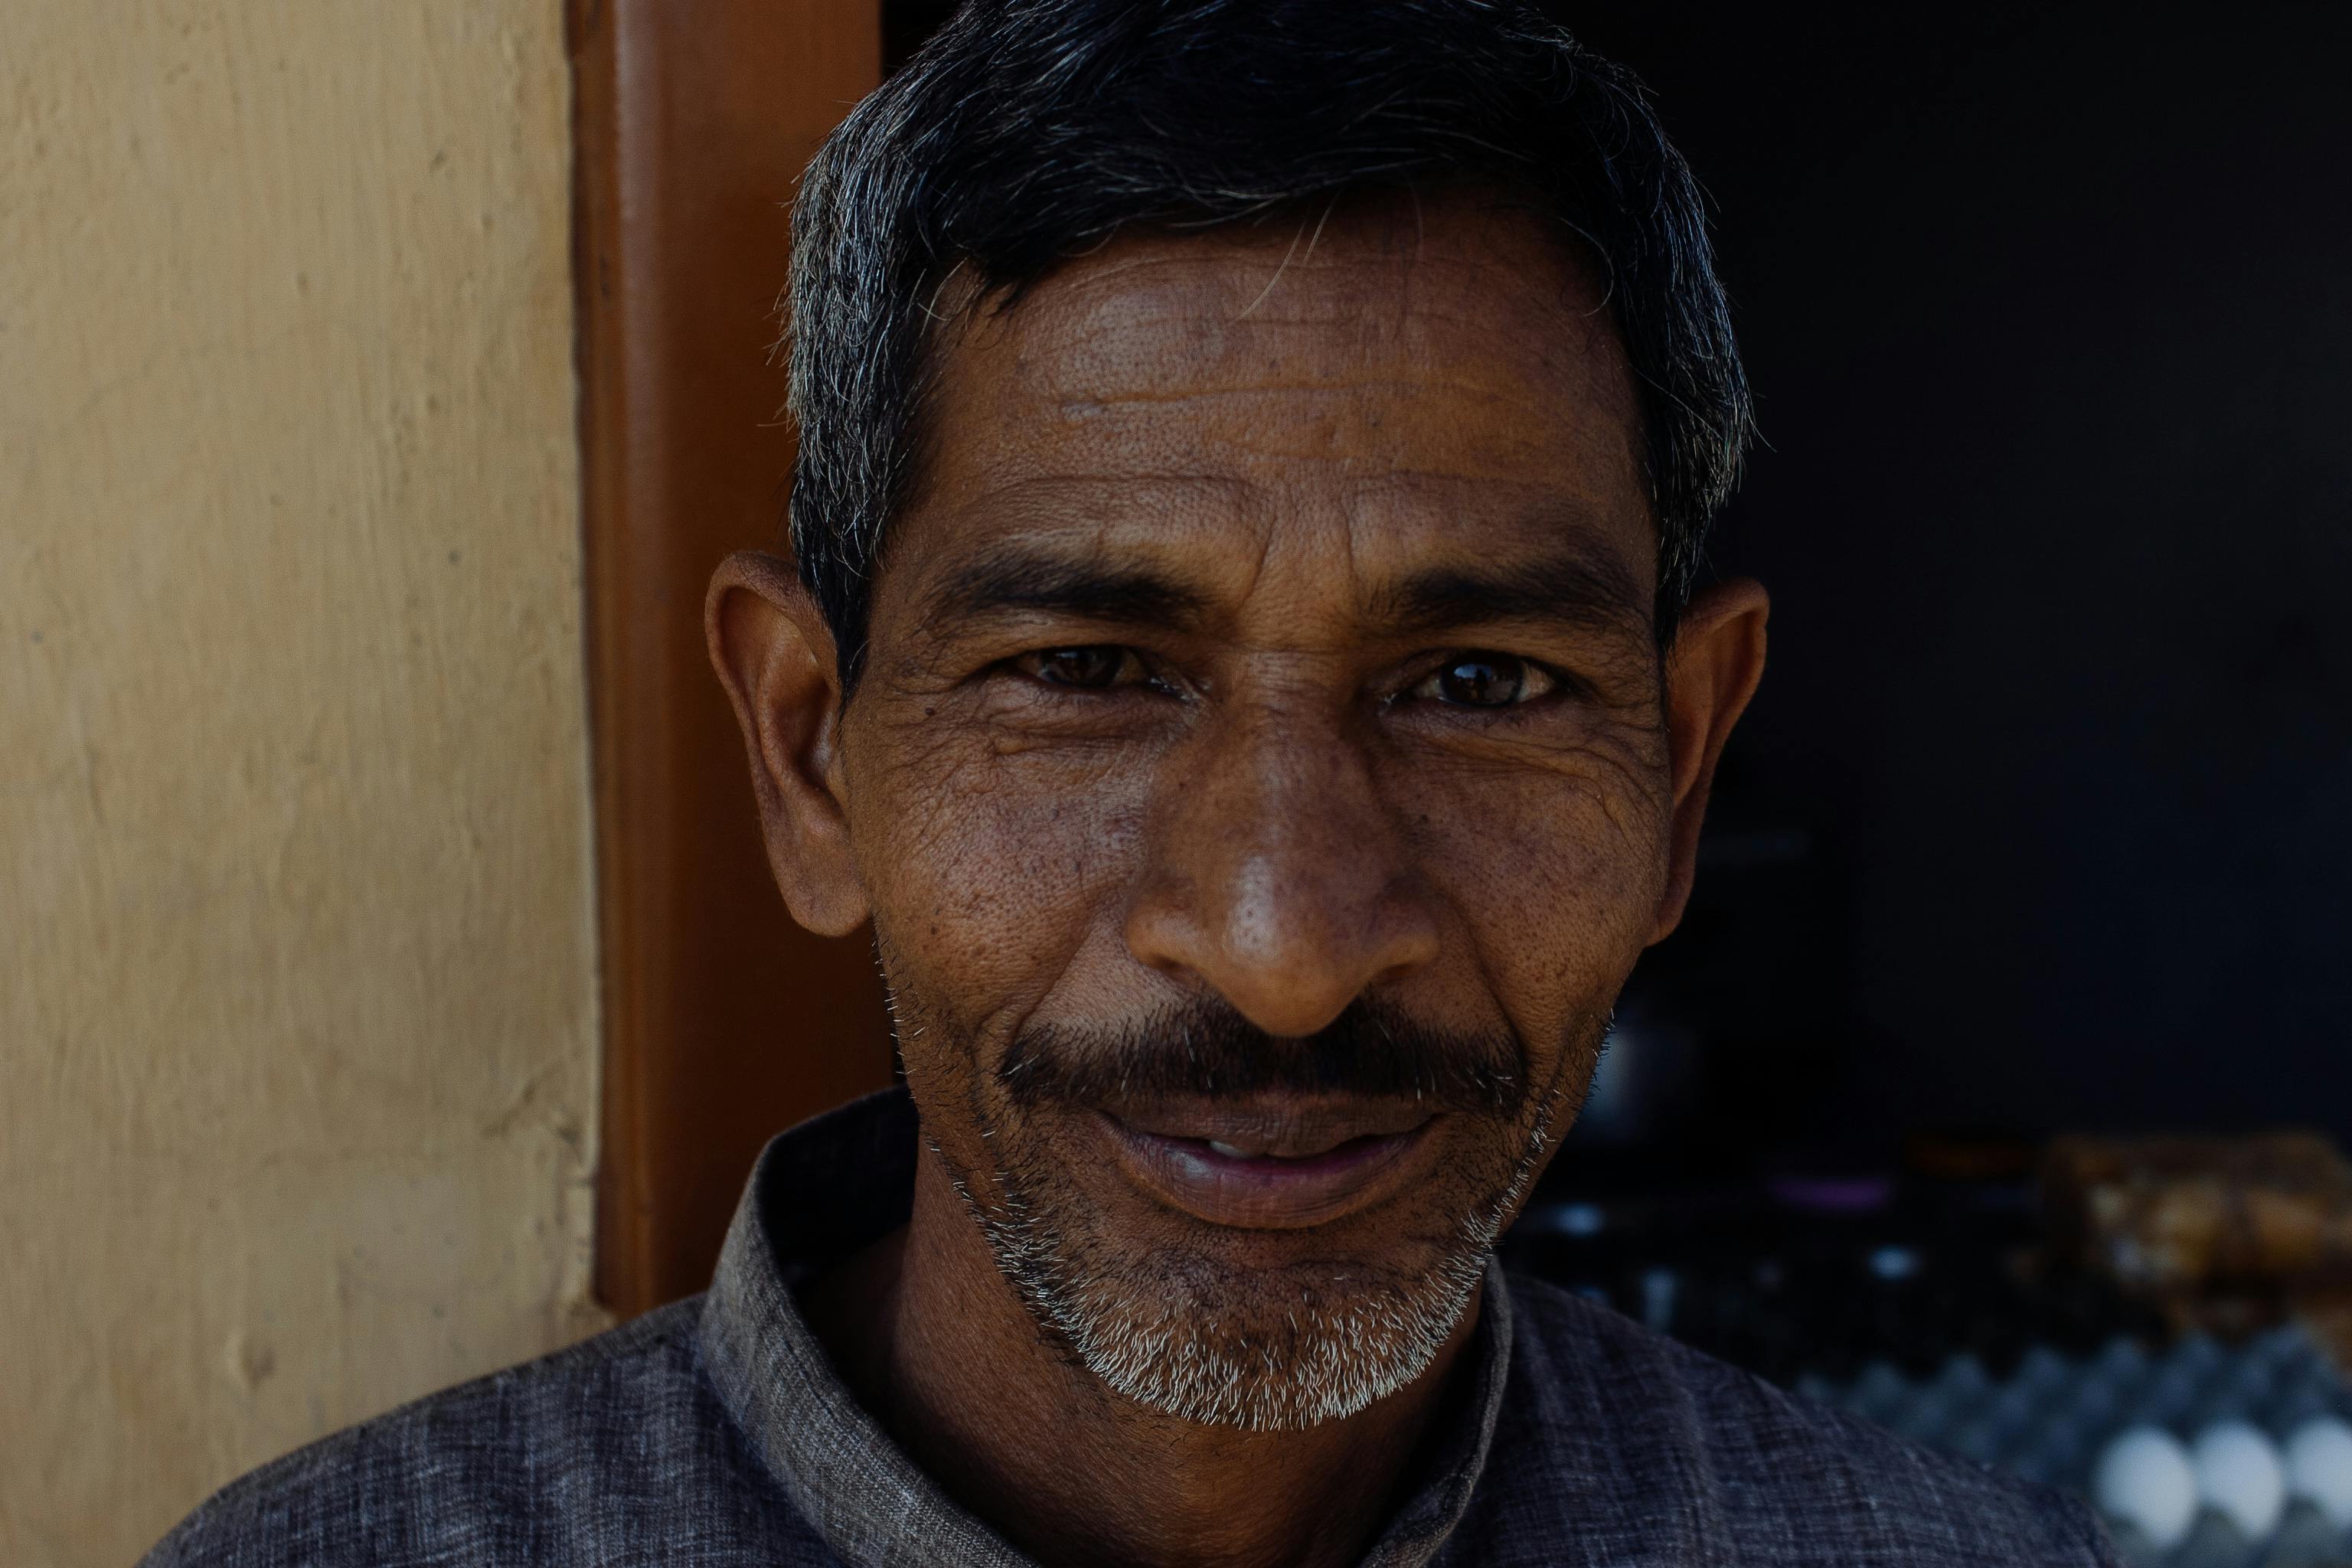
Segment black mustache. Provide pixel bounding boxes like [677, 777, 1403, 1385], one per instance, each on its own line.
[995, 996, 1525, 1116]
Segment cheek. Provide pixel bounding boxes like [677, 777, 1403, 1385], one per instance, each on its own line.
[1400, 739, 1672, 1020]
[847, 729, 1148, 1042]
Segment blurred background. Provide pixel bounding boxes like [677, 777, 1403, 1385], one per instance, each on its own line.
[4, 2, 2347, 1564]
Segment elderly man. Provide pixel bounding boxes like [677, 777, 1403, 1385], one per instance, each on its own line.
[151, 2, 2122, 1564]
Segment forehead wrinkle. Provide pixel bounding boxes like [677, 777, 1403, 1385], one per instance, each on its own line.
[935, 469, 1262, 521]
[903, 203, 1654, 651]
[1344, 471, 1636, 537]
[1024, 290, 1596, 411]
[1004, 292, 1609, 458]
[1049, 376, 1530, 417]
[996, 238, 1614, 409]
[1024, 399, 1605, 489]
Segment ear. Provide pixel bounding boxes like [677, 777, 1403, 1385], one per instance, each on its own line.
[1649, 577, 1769, 944]
[705, 551, 871, 936]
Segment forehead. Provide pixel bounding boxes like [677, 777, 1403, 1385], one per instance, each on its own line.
[885, 191, 1651, 616]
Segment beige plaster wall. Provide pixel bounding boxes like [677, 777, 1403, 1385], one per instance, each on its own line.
[0, 4, 606, 1563]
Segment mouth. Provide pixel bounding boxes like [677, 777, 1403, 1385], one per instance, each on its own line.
[1095, 1099, 1442, 1230]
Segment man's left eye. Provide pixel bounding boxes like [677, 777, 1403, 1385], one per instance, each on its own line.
[1015, 645, 1145, 690]
[1409, 652, 1556, 708]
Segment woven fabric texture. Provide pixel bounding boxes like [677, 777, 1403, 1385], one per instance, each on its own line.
[145, 1090, 2123, 1566]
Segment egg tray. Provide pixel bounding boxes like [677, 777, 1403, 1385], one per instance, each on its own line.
[1792, 1327, 2352, 1566]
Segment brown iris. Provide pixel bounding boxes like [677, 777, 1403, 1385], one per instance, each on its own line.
[1031, 645, 1129, 688]
[1434, 652, 1527, 707]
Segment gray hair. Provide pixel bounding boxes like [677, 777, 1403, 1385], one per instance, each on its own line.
[786, 0, 1753, 684]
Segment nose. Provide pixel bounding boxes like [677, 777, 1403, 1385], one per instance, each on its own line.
[1122, 702, 1442, 1037]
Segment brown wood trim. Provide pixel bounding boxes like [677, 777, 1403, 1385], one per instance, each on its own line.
[570, 0, 892, 1320]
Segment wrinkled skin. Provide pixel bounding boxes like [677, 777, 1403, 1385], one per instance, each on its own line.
[710, 191, 1767, 1568]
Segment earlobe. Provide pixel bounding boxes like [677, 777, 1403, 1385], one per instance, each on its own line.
[704, 551, 873, 937]
[1648, 577, 1770, 945]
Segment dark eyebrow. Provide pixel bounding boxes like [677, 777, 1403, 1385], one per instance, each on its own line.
[1374, 555, 1653, 640]
[923, 550, 1212, 632]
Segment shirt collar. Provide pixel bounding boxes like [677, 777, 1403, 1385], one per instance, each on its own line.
[698, 1087, 1514, 1568]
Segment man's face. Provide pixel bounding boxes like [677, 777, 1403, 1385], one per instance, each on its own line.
[814, 194, 1695, 1427]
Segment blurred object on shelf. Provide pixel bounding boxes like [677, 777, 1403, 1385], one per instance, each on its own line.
[2298, 1298, 2352, 1387]
[1798, 1328, 2352, 1567]
[2043, 1133, 2352, 1361]
[1507, 1126, 2352, 1563]
[1504, 1126, 2165, 1387]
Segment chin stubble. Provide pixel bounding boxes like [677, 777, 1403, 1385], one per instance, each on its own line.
[956, 1062, 1575, 1432]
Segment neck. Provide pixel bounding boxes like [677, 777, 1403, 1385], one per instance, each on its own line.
[801, 1152, 1482, 1568]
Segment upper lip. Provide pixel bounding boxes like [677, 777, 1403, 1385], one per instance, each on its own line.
[1111, 1096, 1435, 1158]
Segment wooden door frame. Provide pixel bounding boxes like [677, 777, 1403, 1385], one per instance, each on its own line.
[568, 0, 893, 1318]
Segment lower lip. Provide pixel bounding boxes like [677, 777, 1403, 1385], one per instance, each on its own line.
[1099, 1114, 1436, 1230]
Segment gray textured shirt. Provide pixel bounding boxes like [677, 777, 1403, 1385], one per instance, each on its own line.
[147, 1089, 2123, 1566]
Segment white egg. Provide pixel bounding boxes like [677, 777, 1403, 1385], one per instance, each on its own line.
[2190, 1419, 2285, 1540]
[2282, 1416, 2352, 1530]
[2092, 1426, 2199, 1550]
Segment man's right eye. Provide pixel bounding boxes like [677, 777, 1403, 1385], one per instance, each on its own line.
[1014, 645, 1139, 690]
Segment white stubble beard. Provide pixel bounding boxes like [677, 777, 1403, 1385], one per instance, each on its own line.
[956, 1074, 1569, 1432]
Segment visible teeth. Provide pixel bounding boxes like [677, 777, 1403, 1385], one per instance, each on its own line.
[1207, 1140, 1251, 1158]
